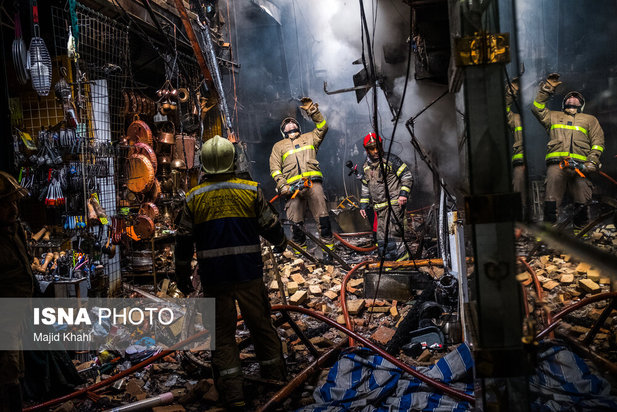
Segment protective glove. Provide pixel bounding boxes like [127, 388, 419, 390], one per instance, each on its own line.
[273, 238, 288, 253]
[279, 185, 291, 196]
[541, 73, 562, 93]
[505, 77, 520, 97]
[299, 97, 318, 116]
[583, 161, 598, 173]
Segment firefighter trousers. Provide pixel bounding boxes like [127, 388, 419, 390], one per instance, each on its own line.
[375, 205, 408, 260]
[285, 181, 332, 243]
[512, 164, 527, 208]
[202, 278, 285, 406]
[545, 164, 592, 207]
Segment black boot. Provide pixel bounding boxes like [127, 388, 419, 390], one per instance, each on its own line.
[291, 223, 307, 246]
[543, 201, 557, 224]
[573, 203, 589, 232]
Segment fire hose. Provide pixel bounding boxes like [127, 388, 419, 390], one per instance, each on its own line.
[518, 257, 553, 333]
[333, 232, 378, 252]
[340, 260, 375, 346]
[271, 305, 475, 404]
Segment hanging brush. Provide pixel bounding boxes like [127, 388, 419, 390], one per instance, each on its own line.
[29, 0, 52, 96]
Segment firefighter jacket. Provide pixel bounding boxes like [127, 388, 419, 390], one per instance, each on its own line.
[506, 92, 524, 166]
[269, 110, 328, 190]
[175, 175, 286, 285]
[0, 222, 35, 297]
[531, 88, 604, 165]
[360, 153, 413, 211]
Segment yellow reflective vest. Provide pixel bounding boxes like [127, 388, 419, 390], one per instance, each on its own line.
[531, 88, 604, 165]
[269, 109, 328, 190]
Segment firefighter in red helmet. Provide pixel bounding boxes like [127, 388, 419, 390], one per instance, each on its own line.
[359, 133, 413, 260]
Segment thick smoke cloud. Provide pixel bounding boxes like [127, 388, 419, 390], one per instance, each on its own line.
[230, 0, 460, 206]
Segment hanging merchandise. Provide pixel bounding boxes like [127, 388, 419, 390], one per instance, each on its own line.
[12, 12, 29, 85]
[29, 0, 53, 96]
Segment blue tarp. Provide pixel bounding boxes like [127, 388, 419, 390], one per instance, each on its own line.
[298, 342, 617, 412]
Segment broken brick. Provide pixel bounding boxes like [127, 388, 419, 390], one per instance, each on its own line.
[579, 279, 601, 294]
[346, 299, 365, 315]
[309, 284, 322, 294]
[575, 262, 591, 273]
[290, 290, 308, 305]
[287, 281, 298, 295]
[559, 274, 574, 284]
[323, 290, 338, 300]
[587, 269, 601, 282]
[371, 326, 396, 345]
[291, 273, 306, 285]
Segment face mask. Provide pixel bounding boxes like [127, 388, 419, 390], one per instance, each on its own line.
[284, 128, 300, 138]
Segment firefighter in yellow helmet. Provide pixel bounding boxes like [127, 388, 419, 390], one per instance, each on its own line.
[175, 137, 287, 411]
[531, 73, 605, 231]
[269, 97, 333, 250]
[0, 171, 34, 411]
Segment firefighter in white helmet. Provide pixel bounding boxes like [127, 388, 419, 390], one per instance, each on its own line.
[175, 136, 287, 411]
[531, 73, 605, 231]
[269, 97, 334, 251]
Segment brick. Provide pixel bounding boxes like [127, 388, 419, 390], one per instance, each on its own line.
[289, 290, 308, 305]
[309, 285, 322, 294]
[576, 262, 591, 273]
[579, 279, 601, 294]
[287, 282, 298, 295]
[321, 275, 331, 283]
[560, 274, 574, 284]
[542, 280, 559, 290]
[346, 299, 365, 315]
[540, 255, 550, 265]
[367, 306, 391, 313]
[562, 254, 571, 262]
[283, 250, 294, 259]
[545, 265, 558, 273]
[269, 280, 279, 290]
[390, 305, 399, 318]
[291, 273, 306, 285]
[324, 290, 338, 300]
[325, 265, 335, 275]
[349, 278, 364, 287]
[336, 315, 346, 324]
[371, 326, 396, 345]
[599, 277, 611, 285]
[587, 269, 601, 282]
[516, 272, 530, 283]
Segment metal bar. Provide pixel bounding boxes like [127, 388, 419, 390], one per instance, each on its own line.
[366, 257, 472, 270]
[257, 340, 347, 412]
[323, 81, 372, 95]
[287, 239, 319, 263]
[282, 311, 320, 358]
[173, 0, 214, 85]
[267, 246, 287, 305]
[286, 222, 352, 270]
[582, 298, 617, 346]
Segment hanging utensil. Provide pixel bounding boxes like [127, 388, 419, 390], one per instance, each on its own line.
[12, 12, 29, 85]
[29, 0, 52, 96]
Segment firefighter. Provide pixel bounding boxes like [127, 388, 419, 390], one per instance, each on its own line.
[0, 171, 34, 411]
[175, 136, 287, 411]
[531, 73, 605, 230]
[358, 133, 413, 261]
[505, 78, 526, 212]
[269, 97, 333, 251]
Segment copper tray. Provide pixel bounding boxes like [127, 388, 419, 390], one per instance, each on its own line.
[131, 142, 157, 173]
[127, 153, 154, 193]
[138, 202, 159, 220]
[134, 215, 155, 240]
[127, 116, 153, 145]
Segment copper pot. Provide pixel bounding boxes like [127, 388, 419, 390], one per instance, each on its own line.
[158, 121, 176, 145]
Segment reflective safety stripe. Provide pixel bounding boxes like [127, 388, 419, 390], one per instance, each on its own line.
[533, 100, 545, 109]
[550, 124, 588, 135]
[400, 186, 411, 192]
[282, 145, 316, 162]
[592, 145, 604, 152]
[396, 163, 407, 177]
[286, 170, 323, 184]
[512, 153, 524, 161]
[506, 107, 511, 112]
[361, 179, 368, 185]
[187, 181, 257, 203]
[220, 367, 242, 376]
[545, 152, 587, 161]
[514, 126, 522, 132]
[271, 170, 282, 178]
[316, 119, 326, 128]
[260, 358, 282, 366]
[374, 199, 399, 209]
[360, 198, 370, 203]
[197, 244, 261, 259]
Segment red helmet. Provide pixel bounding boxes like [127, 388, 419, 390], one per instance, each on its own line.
[363, 133, 382, 149]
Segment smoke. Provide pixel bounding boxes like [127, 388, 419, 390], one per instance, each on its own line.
[229, 0, 459, 206]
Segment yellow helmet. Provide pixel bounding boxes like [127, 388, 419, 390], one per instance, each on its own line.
[200, 135, 235, 175]
[0, 171, 29, 201]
